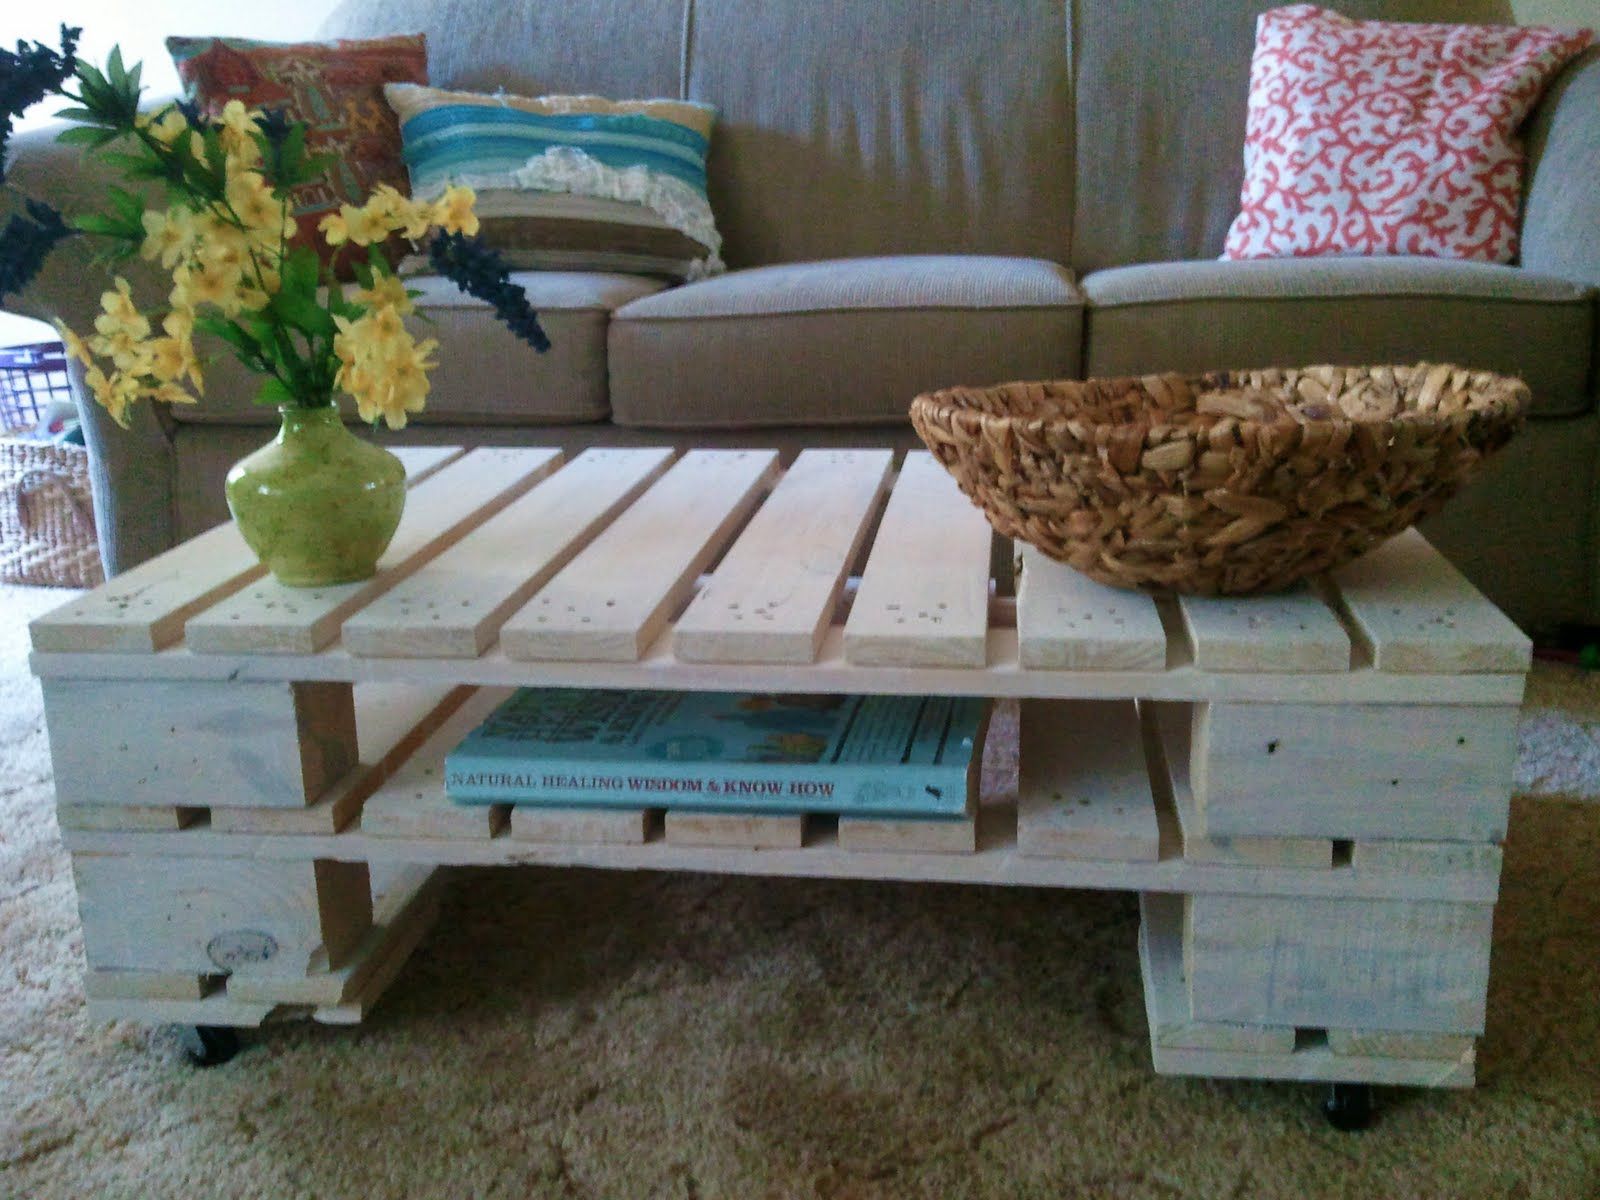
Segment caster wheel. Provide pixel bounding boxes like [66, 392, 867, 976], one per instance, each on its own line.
[1322, 1082, 1374, 1132]
[178, 1025, 241, 1068]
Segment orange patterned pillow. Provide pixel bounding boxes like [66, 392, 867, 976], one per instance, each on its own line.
[167, 34, 429, 275]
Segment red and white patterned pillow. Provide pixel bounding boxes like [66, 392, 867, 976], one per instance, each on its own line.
[1222, 5, 1592, 263]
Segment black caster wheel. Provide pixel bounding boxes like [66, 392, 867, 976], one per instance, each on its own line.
[1322, 1083, 1374, 1131]
[178, 1025, 241, 1068]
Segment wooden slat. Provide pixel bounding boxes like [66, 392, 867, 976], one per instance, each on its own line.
[1177, 586, 1350, 673]
[663, 811, 806, 850]
[1017, 700, 1160, 862]
[674, 449, 892, 664]
[185, 448, 562, 655]
[312, 875, 442, 1025]
[28, 446, 464, 656]
[1138, 895, 1295, 1054]
[344, 448, 675, 658]
[86, 968, 214, 1001]
[837, 815, 976, 855]
[361, 688, 512, 840]
[1350, 839, 1504, 885]
[85, 994, 276, 1028]
[1015, 547, 1167, 671]
[509, 807, 656, 845]
[844, 452, 992, 667]
[57, 804, 206, 832]
[1140, 896, 1473, 1087]
[387, 445, 465, 484]
[1326, 1028, 1476, 1061]
[499, 449, 778, 662]
[1329, 530, 1532, 674]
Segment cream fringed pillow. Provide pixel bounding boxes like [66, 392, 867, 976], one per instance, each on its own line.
[385, 82, 724, 281]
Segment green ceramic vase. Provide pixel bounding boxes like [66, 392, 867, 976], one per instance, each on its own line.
[225, 404, 406, 588]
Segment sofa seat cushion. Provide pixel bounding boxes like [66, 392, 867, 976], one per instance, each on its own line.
[608, 256, 1083, 428]
[171, 272, 665, 426]
[1082, 257, 1594, 418]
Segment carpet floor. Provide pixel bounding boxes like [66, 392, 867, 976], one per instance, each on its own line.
[1, 581, 1598, 1199]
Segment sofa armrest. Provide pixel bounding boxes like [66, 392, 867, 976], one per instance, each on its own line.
[5, 120, 178, 575]
[1522, 47, 1600, 292]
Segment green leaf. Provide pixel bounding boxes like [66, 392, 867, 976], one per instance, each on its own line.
[253, 377, 300, 407]
[55, 126, 118, 148]
[70, 212, 139, 239]
[195, 316, 261, 360]
[107, 45, 125, 86]
[51, 106, 102, 123]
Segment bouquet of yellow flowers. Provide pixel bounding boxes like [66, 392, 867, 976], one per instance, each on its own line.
[3, 32, 547, 433]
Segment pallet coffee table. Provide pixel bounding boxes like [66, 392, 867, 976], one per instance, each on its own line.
[29, 445, 1530, 1123]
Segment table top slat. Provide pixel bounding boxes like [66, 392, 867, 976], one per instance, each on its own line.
[1329, 530, 1532, 674]
[184, 448, 561, 655]
[1178, 586, 1352, 673]
[343, 448, 675, 659]
[844, 452, 993, 667]
[1015, 548, 1168, 670]
[29, 445, 467, 655]
[499, 449, 778, 662]
[674, 449, 892, 665]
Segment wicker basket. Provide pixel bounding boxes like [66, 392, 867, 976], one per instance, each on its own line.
[910, 364, 1527, 596]
[0, 437, 105, 589]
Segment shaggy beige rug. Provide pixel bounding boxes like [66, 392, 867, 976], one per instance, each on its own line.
[2, 580, 1598, 1199]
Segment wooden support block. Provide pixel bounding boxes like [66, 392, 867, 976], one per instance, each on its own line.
[186, 448, 562, 655]
[1017, 700, 1159, 862]
[1138, 895, 1295, 1054]
[1329, 530, 1532, 674]
[72, 854, 373, 979]
[508, 807, 655, 845]
[501, 449, 778, 661]
[228, 866, 438, 1007]
[1184, 892, 1494, 1034]
[85, 968, 215, 1001]
[675, 449, 892, 664]
[313, 883, 442, 1025]
[210, 685, 473, 834]
[361, 688, 511, 840]
[1141, 892, 1473, 1087]
[44, 678, 356, 810]
[837, 815, 976, 855]
[1327, 1027, 1476, 1061]
[1190, 700, 1517, 840]
[1014, 547, 1167, 671]
[1177, 587, 1350, 673]
[56, 804, 206, 832]
[1148, 703, 1332, 869]
[844, 452, 993, 668]
[664, 811, 807, 850]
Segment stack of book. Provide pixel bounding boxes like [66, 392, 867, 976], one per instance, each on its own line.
[445, 689, 990, 818]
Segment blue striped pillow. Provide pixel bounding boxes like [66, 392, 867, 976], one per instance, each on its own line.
[386, 84, 724, 281]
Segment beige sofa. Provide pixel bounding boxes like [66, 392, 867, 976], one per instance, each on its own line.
[10, 0, 1598, 636]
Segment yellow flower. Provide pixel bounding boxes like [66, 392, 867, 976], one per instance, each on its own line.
[354, 273, 414, 316]
[226, 171, 287, 239]
[144, 380, 198, 407]
[140, 206, 198, 269]
[431, 185, 479, 237]
[137, 106, 189, 148]
[217, 100, 263, 166]
[91, 278, 152, 367]
[54, 321, 93, 368]
[84, 364, 140, 428]
[320, 203, 386, 247]
[366, 184, 433, 240]
[146, 335, 203, 390]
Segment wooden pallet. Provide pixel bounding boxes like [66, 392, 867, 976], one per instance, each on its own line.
[29, 446, 1528, 1091]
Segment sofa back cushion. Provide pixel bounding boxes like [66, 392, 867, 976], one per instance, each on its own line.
[685, 0, 1073, 268]
[1070, 0, 1515, 274]
[318, 0, 687, 100]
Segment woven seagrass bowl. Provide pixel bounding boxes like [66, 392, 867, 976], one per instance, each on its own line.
[910, 364, 1528, 595]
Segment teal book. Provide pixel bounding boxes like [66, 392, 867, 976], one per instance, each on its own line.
[444, 689, 990, 817]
